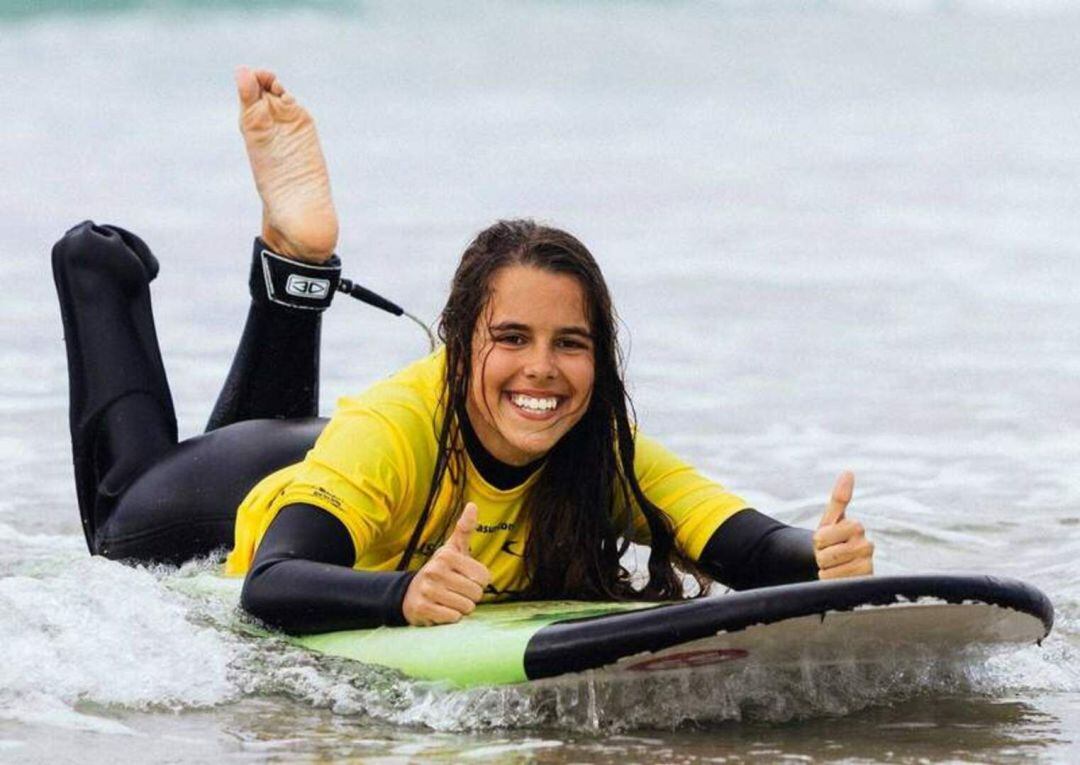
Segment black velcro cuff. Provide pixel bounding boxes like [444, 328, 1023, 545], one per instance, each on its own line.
[250, 238, 341, 311]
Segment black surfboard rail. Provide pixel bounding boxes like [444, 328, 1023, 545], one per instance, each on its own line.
[522, 574, 1054, 681]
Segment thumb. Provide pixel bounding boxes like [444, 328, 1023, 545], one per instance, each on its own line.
[234, 66, 260, 108]
[819, 470, 854, 528]
[449, 502, 478, 555]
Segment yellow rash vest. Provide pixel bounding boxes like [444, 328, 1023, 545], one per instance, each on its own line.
[226, 349, 749, 599]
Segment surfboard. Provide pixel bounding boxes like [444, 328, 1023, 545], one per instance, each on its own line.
[189, 574, 1053, 688]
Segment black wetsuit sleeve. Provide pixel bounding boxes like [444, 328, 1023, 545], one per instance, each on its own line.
[696, 508, 819, 591]
[240, 504, 416, 633]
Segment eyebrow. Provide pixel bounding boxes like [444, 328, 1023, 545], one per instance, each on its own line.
[489, 321, 593, 339]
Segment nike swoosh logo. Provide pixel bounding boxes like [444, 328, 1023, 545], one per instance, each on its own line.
[501, 539, 522, 557]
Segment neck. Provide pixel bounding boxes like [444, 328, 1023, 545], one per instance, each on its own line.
[458, 402, 544, 490]
[464, 396, 534, 466]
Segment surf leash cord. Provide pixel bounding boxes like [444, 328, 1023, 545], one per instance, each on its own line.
[338, 277, 436, 352]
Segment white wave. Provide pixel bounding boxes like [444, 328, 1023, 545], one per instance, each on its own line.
[0, 557, 236, 714]
[350, 650, 1021, 731]
[207, 626, 1078, 733]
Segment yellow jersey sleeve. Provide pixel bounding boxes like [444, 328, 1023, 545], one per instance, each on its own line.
[226, 351, 446, 575]
[632, 433, 751, 560]
[269, 399, 428, 558]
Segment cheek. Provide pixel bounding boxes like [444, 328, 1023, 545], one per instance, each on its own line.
[473, 351, 512, 406]
[569, 358, 596, 401]
[468, 371, 484, 410]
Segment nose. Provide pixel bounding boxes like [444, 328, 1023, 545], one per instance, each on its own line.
[523, 344, 557, 380]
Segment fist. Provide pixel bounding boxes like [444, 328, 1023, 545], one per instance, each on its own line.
[402, 503, 492, 626]
[813, 471, 874, 580]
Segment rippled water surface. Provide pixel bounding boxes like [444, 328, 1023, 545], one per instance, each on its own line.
[2, 1, 1079, 761]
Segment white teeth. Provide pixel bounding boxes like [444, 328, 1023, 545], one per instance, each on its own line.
[510, 394, 559, 412]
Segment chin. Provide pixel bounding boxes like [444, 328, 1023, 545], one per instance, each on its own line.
[506, 436, 557, 463]
[505, 423, 573, 460]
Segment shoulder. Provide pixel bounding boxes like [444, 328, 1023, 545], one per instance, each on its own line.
[631, 430, 685, 475]
[318, 348, 446, 464]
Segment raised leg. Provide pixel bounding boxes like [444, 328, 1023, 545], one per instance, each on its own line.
[205, 66, 343, 431]
[52, 220, 331, 562]
[204, 242, 327, 431]
[52, 65, 342, 562]
[52, 221, 178, 552]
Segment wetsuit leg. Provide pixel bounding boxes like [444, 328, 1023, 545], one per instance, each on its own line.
[53, 224, 331, 563]
[205, 240, 338, 430]
[204, 296, 322, 429]
[52, 221, 178, 553]
[102, 417, 326, 563]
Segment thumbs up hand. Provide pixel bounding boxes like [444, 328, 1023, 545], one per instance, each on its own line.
[402, 502, 493, 626]
[813, 471, 875, 580]
[448, 501, 480, 556]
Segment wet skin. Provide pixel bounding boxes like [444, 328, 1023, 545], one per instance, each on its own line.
[466, 265, 596, 467]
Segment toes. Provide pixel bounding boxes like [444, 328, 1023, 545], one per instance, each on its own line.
[252, 68, 285, 96]
[236, 66, 285, 109]
[266, 93, 307, 124]
[237, 67, 303, 134]
[234, 66, 261, 107]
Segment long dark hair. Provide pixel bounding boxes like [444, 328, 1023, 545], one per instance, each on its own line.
[397, 219, 707, 600]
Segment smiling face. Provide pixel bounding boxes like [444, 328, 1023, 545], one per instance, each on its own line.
[466, 264, 596, 466]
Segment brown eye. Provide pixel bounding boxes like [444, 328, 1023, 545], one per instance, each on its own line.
[556, 337, 589, 350]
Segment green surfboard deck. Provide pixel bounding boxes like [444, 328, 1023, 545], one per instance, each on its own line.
[295, 599, 655, 686]
[182, 573, 655, 687]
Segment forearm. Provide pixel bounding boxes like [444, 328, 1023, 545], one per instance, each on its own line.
[240, 503, 414, 633]
[242, 557, 414, 634]
[696, 508, 818, 590]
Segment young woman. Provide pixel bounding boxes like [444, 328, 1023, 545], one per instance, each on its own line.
[51, 68, 874, 632]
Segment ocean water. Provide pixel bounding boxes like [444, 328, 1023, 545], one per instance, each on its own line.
[2, 0, 1079, 761]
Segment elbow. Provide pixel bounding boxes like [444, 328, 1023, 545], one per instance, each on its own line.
[239, 565, 273, 626]
[240, 561, 302, 635]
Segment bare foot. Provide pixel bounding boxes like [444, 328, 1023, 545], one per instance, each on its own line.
[235, 66, 339, 264]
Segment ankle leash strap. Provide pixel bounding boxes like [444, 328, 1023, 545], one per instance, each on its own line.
[250, 237, 341, 311]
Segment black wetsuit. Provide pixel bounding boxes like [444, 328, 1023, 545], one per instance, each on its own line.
[52, 221, 817, 635]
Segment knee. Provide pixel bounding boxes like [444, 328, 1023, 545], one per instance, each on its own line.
[51, 221, 159, 293]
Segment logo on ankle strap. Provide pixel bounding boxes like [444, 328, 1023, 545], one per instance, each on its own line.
[254, 243, 341, 311]
[285, 274, 331, 298]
